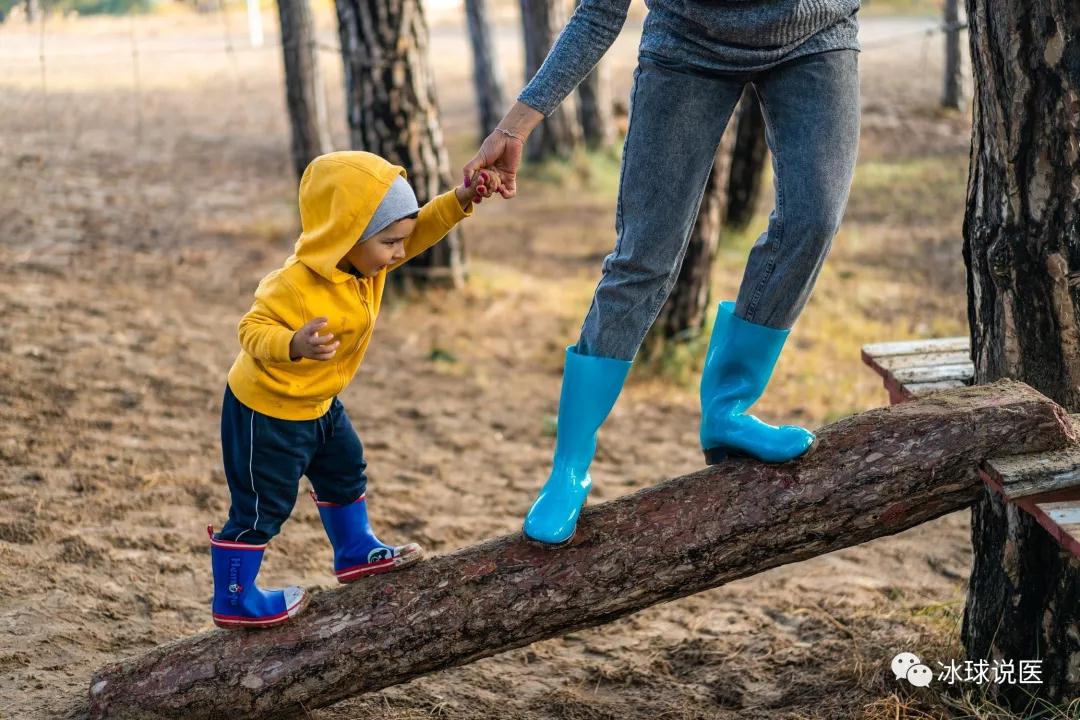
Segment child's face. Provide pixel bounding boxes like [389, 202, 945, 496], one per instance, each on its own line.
[340, 217, 416, 277]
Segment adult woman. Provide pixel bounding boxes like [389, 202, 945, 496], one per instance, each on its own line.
[464, 0, 861, 545]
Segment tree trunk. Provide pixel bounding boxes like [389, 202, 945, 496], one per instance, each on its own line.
[88, 381, 1075, 720]
[725, 86, 769, 231]
[464, 0, 506, 145]
[520, 0, 581, 161]
[277, 0, 331, 180]
[24, 0, 38, 23]
[574, 0, 614, 150]
[336, 0, 465, 287]
[941, 0, 964, 109]
[576, 59, 615, 150]
[960, 0, 1080, 708]
[645, 122, 736, 353]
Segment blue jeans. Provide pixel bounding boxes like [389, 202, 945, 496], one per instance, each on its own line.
[576, 49, 860, 360]
[218, 385, 368, 544]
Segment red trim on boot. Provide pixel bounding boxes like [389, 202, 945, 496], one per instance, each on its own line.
[335, 557, 397, 582]
[334, 544, 422, 583]
[212, 593, 307, 629]
[207, 525, 267, 550]
[308, 490, 366, 508]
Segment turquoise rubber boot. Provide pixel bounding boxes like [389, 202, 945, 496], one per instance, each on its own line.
[699, 301, 815, 464]
[523, 346, 632, 546]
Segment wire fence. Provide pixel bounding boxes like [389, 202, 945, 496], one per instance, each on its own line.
[0, 6, 968, 266]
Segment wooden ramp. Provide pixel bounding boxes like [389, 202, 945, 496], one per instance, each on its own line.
[981, 441, 1080, 557]
[860, 336, 973, 403]
[87, 380, 1077, 720]
[862, 338, 1080, 559]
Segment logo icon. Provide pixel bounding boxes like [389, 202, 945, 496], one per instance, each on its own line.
[368, 547, 392, 563]
[892, 652, 932, 686]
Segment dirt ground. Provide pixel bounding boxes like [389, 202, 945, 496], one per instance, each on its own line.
[0, 6, 1003, 719]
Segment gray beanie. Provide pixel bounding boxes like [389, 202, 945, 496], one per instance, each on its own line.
[360, 175, 420, 242]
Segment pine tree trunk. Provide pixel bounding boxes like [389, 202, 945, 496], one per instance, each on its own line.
[942, 0, 964, 109]
[277, 0, 331, 180]
[574, 0, 614, 151]
[724, 86, 769, 231]
[88, 382, 1075, 720]
[576, 59, 615, 150]
[465, 0, 506, 145]
[645, 126, 737, 353]
[960, 0, 1080, 708]
[336, 0, 465, 287]
[520, 0, 581, 161]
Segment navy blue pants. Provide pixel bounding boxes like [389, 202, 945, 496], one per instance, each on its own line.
[218, 384, 368, 544]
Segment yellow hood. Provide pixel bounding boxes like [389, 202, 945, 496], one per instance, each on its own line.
[294, 151, 407, 283]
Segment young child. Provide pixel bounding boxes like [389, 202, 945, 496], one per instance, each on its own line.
[208, 150, 500, 629]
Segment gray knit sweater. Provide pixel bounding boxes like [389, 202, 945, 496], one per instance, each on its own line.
[519, 0, 861, 116]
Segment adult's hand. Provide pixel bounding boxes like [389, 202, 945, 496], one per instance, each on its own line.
[462, 101, 544, 200]
[463, 131, 523, 199]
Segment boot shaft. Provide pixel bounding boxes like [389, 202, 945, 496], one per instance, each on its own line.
[700, 302, 791, 413]
[553, 345, 632, 463]
[209, 527, 268, 614]
[312, 492, 378, 570]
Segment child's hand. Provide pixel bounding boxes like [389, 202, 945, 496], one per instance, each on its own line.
[289, 317, 339, 362]
[455, 168, 502, 209]
[470, 168, 501, 203]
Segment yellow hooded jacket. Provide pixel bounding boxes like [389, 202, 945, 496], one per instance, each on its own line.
[227, 151, 471, 420]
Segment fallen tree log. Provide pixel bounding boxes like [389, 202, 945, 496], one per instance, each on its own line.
[88, 380, 1077, 720]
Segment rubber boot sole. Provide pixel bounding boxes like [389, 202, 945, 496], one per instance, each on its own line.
[337, 544, 425, 583]
[703, 438, 818, 466]
[213, 590, 311, 630]
[521, 529, 576, 549]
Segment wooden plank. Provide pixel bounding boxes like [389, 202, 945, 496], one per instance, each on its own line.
[861, 337, 969, 359]
[904, 379, 969, 398]
[865, 339, 1080, 559]
[893, 363, 975, 385]
[873, 350, 972, 372]
[1031, 501, 1080, 557]
[982, 418, 1080, 501]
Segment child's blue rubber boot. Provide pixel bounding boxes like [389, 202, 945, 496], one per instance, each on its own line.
[523, 346, 632, 546]
[699, 301, 815, 464]
[310, 492, 424, 583]
[208, 526, 309, 630]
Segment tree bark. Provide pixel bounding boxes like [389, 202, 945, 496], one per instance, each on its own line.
[576, 58, 615, 150]
[336, 0, 465, 287]
[464, 0, 506, 145]
[725, 86, 769, 231]
[520, 0, 581, 161]
[277, 0, 331, 180]
[942, 0, 964, 109]
[574, 0, 614, 151]
[88, 381, 1075, 720]
[961, 0, 1080, 708]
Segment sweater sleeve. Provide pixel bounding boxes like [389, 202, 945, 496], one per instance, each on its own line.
[237, 272, 302, 363]
[387, 188, 472, 272]
[517, 0, 632, 117]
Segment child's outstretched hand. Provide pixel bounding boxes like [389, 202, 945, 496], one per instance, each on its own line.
[289, 317, 339, 362]
[471, 168, 502, 204]
[455, 168, 502, 209]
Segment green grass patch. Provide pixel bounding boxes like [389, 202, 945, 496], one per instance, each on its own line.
[520, 144, 623, 199]
[847, 155, 968, 226]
